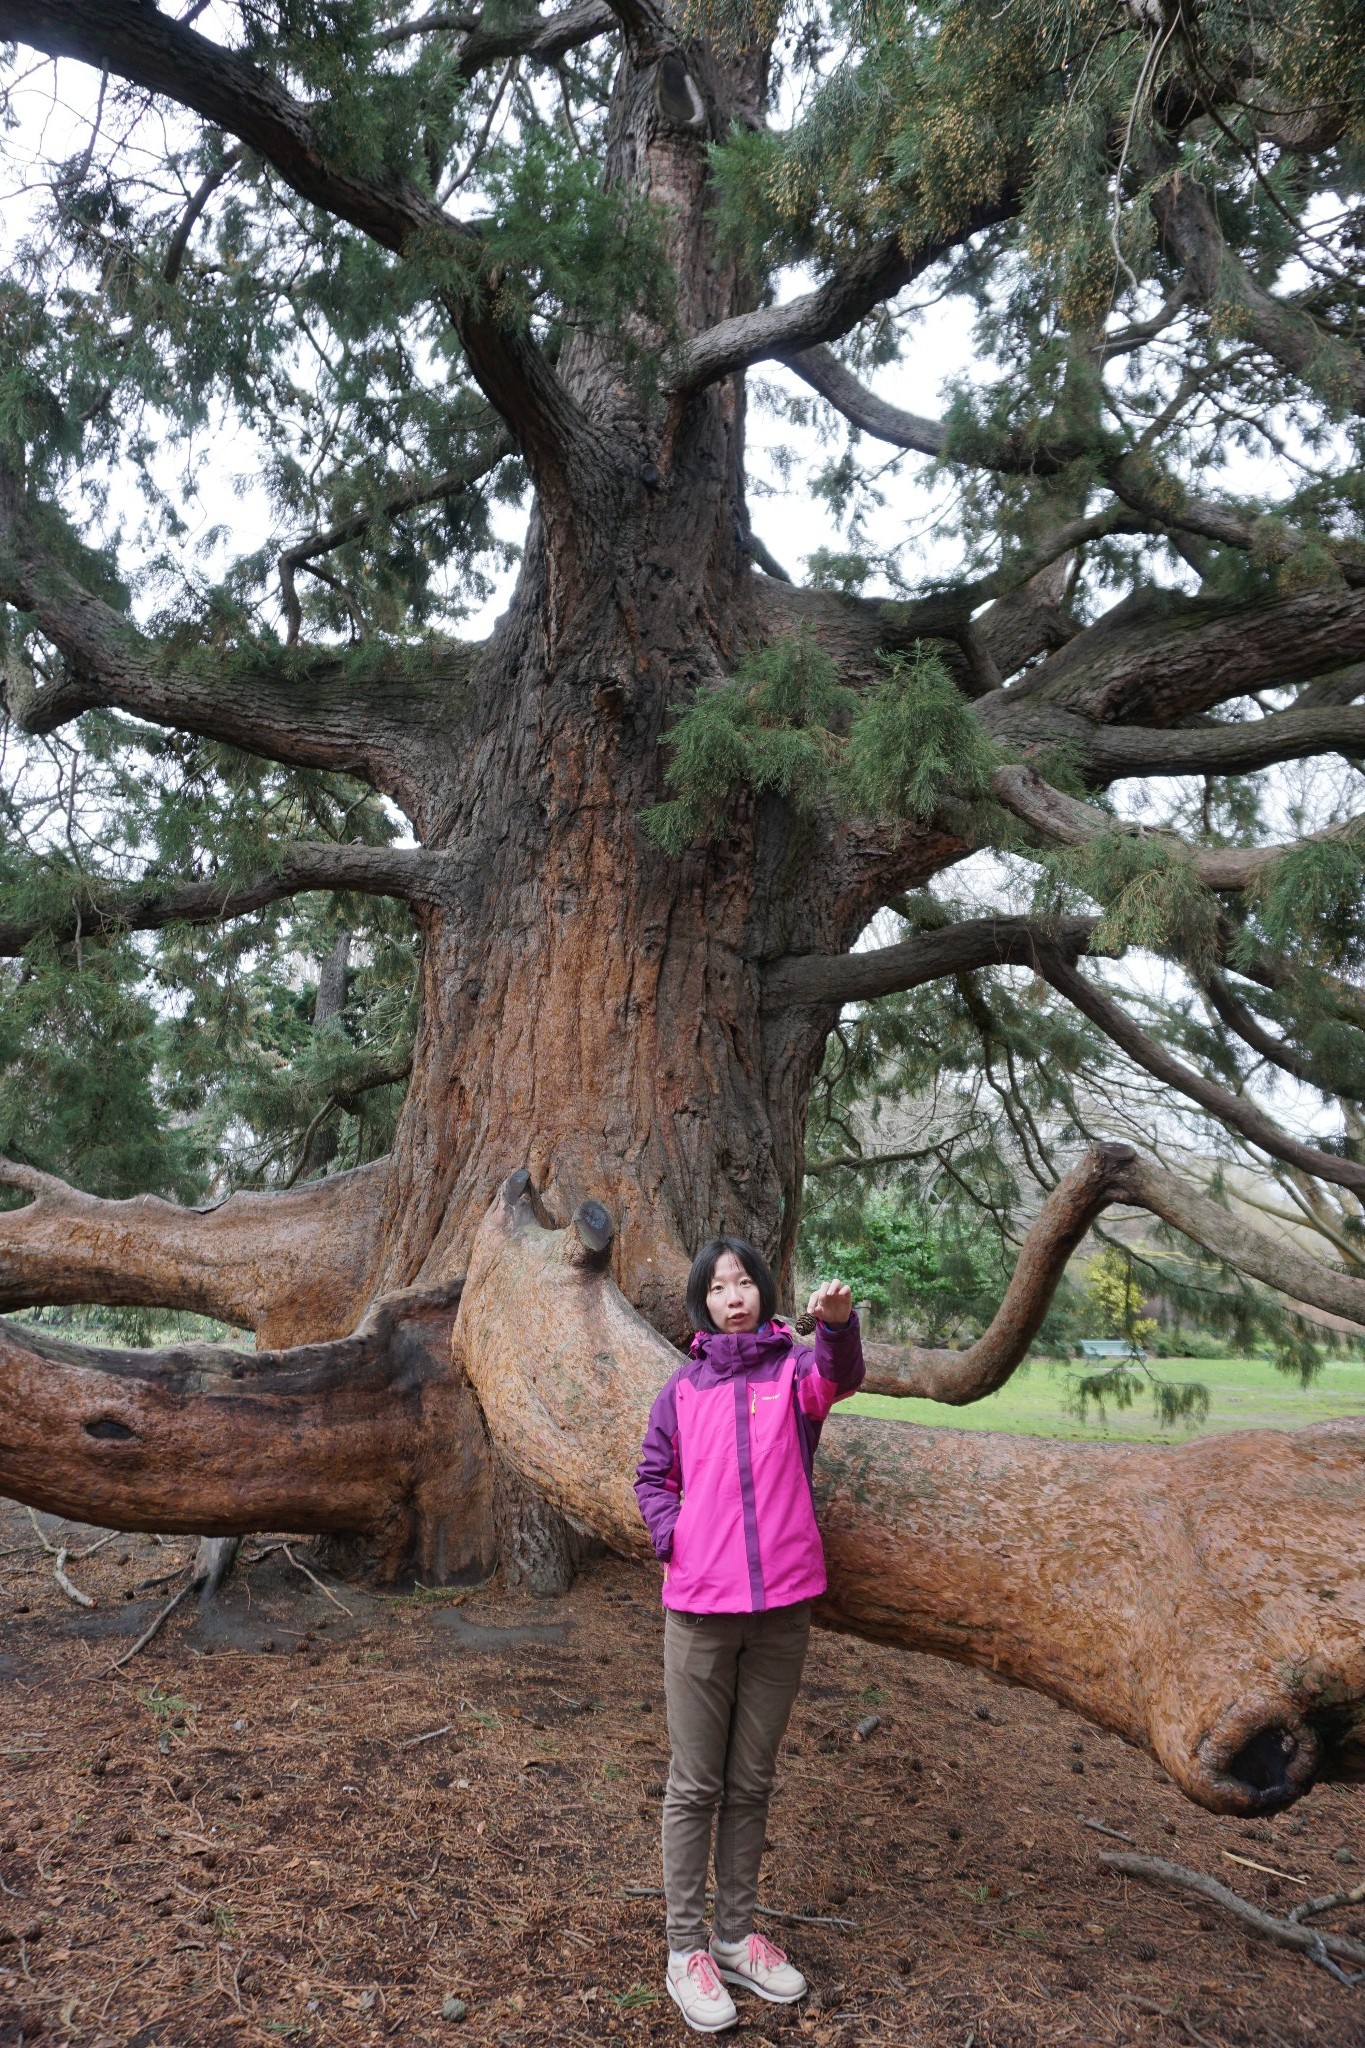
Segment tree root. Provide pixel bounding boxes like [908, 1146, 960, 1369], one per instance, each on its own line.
[453, 1168, 1365, 1815]
[0, 1154, 393, 1345]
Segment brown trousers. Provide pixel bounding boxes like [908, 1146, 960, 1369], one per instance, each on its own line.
[661, 1603, 811, 1952]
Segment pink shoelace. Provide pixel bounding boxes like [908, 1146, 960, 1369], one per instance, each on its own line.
[686, 1953, 726, 1997]
[745, 1934, 788, 1971]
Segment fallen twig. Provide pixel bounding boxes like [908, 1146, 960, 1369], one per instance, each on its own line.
[1079, 1815, 1136, 1844]
[104, 1578, 199, 1673]
[1099, 1852, 1365, 1973]
[283, 1542, 353, 1617]
[1221, 1849, 1305, 1884]
[1120, 1993, 1217, 2048]
[131, 1562, 191, 1595]
[26, 1506, 59, 1554]
[620, 1884, 859, 1929]
[53, 1548, 95, 1609]
[400, 1723, 455, 1749]
[1289, 1880, 1365, 1925]
[72, 1529, 120, 1561]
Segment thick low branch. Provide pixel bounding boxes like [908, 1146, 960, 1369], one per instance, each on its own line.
[0, 1288, 492, 1583]
[454, 1171, 1365, 1815]
[0, 842, 447, 956]
[1039, 952, 1365, 1199]
[762, 913, 1098, 1009]
[0, 1156, 392, 1346]
[670, 193, 1019, 398]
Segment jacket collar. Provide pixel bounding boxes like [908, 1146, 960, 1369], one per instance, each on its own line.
[688, 1320, 792, 1379]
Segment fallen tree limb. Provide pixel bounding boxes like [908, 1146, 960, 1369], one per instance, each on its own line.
[1099, 1851, 1365, 1974]
[53, 1547, 95, 1609]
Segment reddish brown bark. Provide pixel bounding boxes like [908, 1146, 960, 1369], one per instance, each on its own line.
[454, 1174, 1365, 1816]
[0, 1157, 390, 1347]
[0, 1286, 492, 1584]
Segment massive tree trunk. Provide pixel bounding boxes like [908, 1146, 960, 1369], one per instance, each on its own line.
[2, 0, 1365, 1821]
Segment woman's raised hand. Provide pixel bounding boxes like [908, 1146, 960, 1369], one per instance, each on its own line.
[806, 1279, 852, 1328]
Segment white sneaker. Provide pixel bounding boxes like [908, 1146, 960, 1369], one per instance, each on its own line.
[665, 1949, 739, 2033]
[710, 1931, 808, 2004]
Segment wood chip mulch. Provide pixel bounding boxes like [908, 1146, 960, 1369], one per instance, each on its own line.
[1, 1500, 1362, 2048]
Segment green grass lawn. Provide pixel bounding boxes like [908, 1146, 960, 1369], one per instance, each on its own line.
[846, 1352, 1365, 1442]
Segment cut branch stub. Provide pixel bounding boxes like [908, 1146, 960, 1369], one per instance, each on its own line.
[454, 1171, 1365, 1815]
[0, 1289, 494, 1585]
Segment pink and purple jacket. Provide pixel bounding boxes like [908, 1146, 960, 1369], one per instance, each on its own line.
[633, 1315, 864, 1613]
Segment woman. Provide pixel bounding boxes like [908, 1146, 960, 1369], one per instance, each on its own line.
[634, 1237, 865, 2032]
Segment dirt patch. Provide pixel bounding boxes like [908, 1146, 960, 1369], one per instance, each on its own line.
[0, 1503, 1361, 2047]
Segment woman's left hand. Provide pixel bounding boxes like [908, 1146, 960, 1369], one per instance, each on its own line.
[807, 1279, 852, 1328]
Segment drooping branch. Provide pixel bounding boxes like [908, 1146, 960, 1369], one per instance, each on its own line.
[779, 345, 947, 458]
[858, 1144, 1365, 1402]
[0, 1156, 392, 1346]
[669, 192, 1020, 398]
[857, 1143, 1137, 1401]
[0, 841, 448, 956]
[1038, 951, 1365, 1199]
[762, 913, 1098, 1009]
[0, 1287, 493, 1583]
[454, 1171, 1365, 1814]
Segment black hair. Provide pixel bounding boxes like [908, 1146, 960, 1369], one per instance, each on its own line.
[685, 1237, 778, 1334]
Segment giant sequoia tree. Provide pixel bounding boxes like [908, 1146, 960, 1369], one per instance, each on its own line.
[1, 1, 1365, 1817]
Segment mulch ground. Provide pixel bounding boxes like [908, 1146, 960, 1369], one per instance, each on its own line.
[0, 1500, 1362, 2048]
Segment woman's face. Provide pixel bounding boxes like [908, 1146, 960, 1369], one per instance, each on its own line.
[707, 1250, 763, 1334]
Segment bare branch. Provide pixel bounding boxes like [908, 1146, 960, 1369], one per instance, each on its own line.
[1038, 949, 1365, 1199]
[163, 146, 241, 284]
[278, 425, 513, 644]
[669, 193, 1020, 398]
[989, 763, 1362, 891]
[778, 345, 947, 457]
[762, 913, 1098, 1009]
[0, 841, 448, 957]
